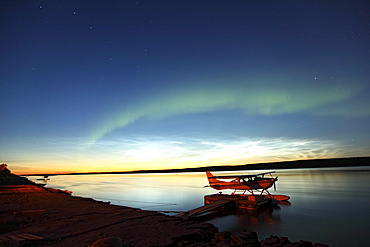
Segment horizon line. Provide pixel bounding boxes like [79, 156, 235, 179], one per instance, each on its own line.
[17, 156, 370, 176]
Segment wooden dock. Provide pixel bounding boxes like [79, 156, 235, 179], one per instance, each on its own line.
[175, 199, 233, 219]
[0, 233, 45, 245]
[176, 193, 274, 219]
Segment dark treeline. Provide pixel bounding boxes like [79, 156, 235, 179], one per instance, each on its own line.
[25, 156, 370, 176]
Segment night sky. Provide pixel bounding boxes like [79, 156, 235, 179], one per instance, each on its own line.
[1, 1, 369, 174]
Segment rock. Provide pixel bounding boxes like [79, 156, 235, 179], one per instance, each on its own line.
[91, 237, 122, 247]
[313, 244, 329, 247]
[215, 239, 236, 247]
[297, 240, 312, 247]
[284, 240, 313, 247]
[261, 235, 280, 245]
[258, 235, 328, 247]
[284, 244, 300, 247]
[186, 242, 213, 247]
[280, 237, 291, 245]
[213, 231, 231, 242]
[230, 230, 259, 247]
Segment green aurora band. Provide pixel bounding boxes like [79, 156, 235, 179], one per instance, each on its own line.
[89, 80, 367, 145]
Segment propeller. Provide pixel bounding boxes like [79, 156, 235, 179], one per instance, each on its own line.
[273, 176, 278, 191]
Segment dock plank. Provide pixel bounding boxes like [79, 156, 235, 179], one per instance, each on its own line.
[0, 236, 8, 241]
[176, 200, 232, 219]
[188, 200, 230, 216]
[23, 233, 45, 240]
[6, 235, 24, 241]
[1, 233, 46, 243]
[15, 233, 45, 240]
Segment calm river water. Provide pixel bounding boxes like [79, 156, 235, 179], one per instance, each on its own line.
[29, 167, 370, 246]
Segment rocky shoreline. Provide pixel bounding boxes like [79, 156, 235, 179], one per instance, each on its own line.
[0, 166, 328, 246]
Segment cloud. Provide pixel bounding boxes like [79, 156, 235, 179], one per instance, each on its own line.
[4, 134, 367, 173]
[84, 135, 363, 170]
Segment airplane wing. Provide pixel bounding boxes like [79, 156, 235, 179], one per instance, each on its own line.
[255, 171, 276, 176]
[209, 171, 275, 179]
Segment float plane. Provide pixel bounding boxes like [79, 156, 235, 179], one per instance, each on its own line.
[206, 171, 289, 201]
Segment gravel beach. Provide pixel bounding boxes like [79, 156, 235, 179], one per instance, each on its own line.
[0, 169, 219, 246]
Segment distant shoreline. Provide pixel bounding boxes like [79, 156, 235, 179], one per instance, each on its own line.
[22, 156, 370, 176]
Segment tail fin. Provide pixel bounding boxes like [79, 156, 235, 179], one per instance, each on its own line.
[206, 171, 219, 185]
[206, 171, 224, 190]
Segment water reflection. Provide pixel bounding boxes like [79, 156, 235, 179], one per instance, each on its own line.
[196, 204, 284, 229]
[28, 167, 370, 247]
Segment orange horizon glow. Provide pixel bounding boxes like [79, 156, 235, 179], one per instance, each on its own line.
[4, 135, 368, 176]
[10, 156, 351, 176]
[11, 157, 270, 175]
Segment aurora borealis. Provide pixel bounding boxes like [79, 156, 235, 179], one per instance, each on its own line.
[1, 1, 369, 174]
[89, 78, 364, 144]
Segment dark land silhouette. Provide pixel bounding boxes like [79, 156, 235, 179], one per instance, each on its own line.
[23, 156, 370, 176]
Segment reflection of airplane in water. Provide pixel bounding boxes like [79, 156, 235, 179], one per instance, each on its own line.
[206, 171, 290, 201]
[195, 203, 286, 225]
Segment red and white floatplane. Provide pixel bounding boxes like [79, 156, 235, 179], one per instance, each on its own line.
[205, 171, 290, 209]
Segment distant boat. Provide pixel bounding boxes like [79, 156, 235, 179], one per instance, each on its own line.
[35, 175, 50, 187]
[36, 175, 50, 183]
